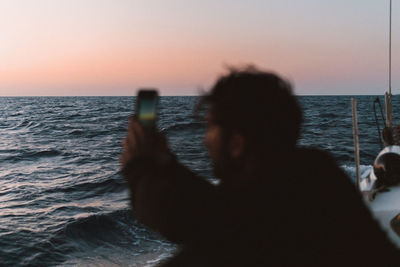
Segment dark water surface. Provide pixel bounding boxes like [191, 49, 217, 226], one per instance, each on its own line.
[0, 96, 398, 266]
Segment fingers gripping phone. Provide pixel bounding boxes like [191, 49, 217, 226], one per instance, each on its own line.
[136, 89, 159, 128]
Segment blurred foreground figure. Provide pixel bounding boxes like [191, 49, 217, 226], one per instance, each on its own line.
[121, 67, 399, 266]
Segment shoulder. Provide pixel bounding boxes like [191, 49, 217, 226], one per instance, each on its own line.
[293, 147, 340, 172]
[295, 146, 335, 160]
[290, 147, 353, 191]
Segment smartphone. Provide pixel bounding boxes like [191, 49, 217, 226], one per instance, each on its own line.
[136, 89, 159, 128]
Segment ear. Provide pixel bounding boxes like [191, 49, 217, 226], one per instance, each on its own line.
[230, 133, 245, 159]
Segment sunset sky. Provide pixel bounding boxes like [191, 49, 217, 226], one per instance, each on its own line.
[0, 0, 399, 96]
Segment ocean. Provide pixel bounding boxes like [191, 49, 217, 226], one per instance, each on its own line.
[0, 95, 398, 266]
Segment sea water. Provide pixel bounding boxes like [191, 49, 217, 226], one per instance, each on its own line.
[0, 95, 398, 266]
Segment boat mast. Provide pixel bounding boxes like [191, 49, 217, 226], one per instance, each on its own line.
[386, 0, 393, 127]
[390, 0, 392, 96]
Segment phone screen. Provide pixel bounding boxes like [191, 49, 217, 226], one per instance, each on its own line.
[137, 90, 158, 127]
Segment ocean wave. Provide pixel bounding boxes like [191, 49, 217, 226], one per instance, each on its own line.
[55, 209, 174, 266]
[86, 130, 112, 138]
[65, 113, 84, 120]
[23, 209, 169, 266]
[61, 249, 172, 267]
[7, 210, 133, 266]
[58, 128, 115, 138]
[54, 209, 170, 250]
[11, 119, 42, 130]
[67, 129, 85, 136]
[2, 149, 63, 162]
[6, 119, 30, 130]
[164, 121, 204, 133]
[45, 205, 100, 217]
[319, 112, 338, 119]
[44, 173, 126, 195]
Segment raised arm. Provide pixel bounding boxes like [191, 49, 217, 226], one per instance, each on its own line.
[121, 117, 222, 244]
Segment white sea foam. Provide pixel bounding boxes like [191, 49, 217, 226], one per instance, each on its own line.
[341, 165, 373, 183]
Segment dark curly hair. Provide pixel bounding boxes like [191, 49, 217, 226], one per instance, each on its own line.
[197, 66, 303, 157]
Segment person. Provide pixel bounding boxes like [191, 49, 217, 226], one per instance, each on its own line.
[383, 125, 400, 146]
[121, 66, 400, 266]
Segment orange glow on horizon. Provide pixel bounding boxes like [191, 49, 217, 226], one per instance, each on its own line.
[1, 1, 398, 96]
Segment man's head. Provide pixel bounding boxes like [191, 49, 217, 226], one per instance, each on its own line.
[199, 66, 303, 178]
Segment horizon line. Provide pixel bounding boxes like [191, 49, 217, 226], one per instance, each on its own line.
[0, 94, 392, 97]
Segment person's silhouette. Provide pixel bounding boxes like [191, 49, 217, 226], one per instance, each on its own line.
[121, 67, 400, 266]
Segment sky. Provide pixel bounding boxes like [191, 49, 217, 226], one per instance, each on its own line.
[0, 0, 399, 96]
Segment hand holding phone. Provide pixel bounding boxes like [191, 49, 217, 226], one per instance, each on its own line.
[136, 89, 159, 128]
[122, 89, 171, 175]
